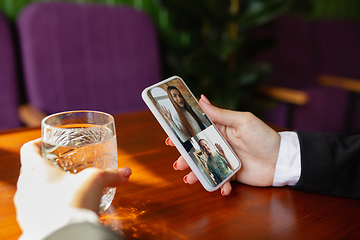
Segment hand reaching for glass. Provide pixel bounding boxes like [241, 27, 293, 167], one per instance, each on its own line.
[14, 139, 131, 238]
[167, 95, 281, 196]
[41, 111, 119, 212]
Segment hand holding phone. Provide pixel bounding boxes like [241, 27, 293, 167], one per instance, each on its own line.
[165, 93, 282, 196]
[142, 76, 242, 192]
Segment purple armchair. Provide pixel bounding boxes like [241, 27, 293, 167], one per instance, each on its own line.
[313, 19, 360, 134]
[255, 16, 351, 134]
[17, 2, 161, 126]
[0, 11, 21, 130]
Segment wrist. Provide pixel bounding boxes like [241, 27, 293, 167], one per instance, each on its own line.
[273, 131, 301, 186]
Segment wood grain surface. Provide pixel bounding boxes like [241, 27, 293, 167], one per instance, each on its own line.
[1, 110, 359, 239]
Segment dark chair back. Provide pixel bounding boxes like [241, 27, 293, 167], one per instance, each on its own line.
[0, 10, 21, 130]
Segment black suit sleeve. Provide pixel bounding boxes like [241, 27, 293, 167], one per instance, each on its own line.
[294, 131, 360, 199]
[45, 222, 121, 240]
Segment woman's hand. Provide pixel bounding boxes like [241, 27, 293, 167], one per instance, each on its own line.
[160, 105, 173, 122]
[14, 139, 131, 234]
[167, 95, 280, 196]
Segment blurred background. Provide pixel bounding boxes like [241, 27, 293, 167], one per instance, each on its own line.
[1, 0, 360, 135]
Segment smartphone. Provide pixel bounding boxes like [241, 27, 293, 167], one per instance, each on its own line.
[142, 76, 241, 192]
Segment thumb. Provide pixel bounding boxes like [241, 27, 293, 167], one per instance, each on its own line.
[80, 167, 132, 190]
[101, 167, 132, 188]
[199, 94, 239, 128]
[70, 167, 132, 212]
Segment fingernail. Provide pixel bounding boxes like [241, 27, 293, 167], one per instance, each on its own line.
[221, 189, 226, 196]
[201, 94, 211, 104]
[183, 175, 188, 183]
[173, 161, 178, 170]
[119, 167, 132, 178]
[165, 138, 170, 145]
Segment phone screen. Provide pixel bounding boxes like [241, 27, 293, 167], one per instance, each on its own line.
[144, 76, 240, 189]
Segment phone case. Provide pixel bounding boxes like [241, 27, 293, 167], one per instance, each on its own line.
[142, 76, 241, 191]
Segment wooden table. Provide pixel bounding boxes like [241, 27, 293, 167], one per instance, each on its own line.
[1, 110, 360, 239]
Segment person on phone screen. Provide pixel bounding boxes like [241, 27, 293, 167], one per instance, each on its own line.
[198, 139, 234, 184]
[160, 86, 211, 142]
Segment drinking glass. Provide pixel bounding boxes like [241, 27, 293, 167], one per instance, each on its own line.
[41, 110, 118, 212]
